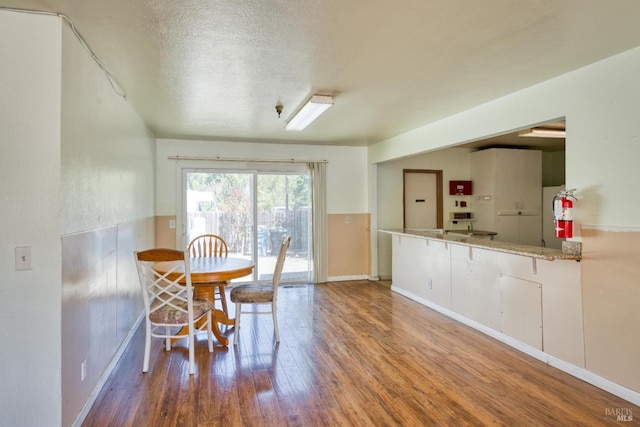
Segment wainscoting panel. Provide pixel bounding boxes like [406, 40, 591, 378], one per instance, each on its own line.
[61, 217, 154, 426]
[581, 227, 640, 394]
[155, 215, 176, 249]
[328, 213, 370, 279]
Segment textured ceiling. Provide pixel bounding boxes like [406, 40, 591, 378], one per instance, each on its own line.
[4, 0, 640, 146]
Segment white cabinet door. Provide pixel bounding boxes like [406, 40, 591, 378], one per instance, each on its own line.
[495, 149, 519, 211]
[538, 259, 584, 367]
[471, 148, 542, 245]
[450, 244, 501, 329]
[470, 149, 496, 233]
[392, 234, 428, 297]
[517, 150, 542, 212]
[423, 239, 452, 308]
[500, 275, 543, 350]
[517, 150, 542, 246]
[392, 235, 452, 308]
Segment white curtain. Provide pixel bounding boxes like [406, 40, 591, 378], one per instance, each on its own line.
[309, 162, 328, 283]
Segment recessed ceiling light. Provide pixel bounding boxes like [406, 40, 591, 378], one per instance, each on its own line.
[518, 128, 566, 138]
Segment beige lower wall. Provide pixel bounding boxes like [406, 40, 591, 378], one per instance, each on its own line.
[328, 214, 370, 278]
[156, 215, 177, 249]
[581, 228, 640, 393]
[158, 214, 370, 280]
[61, 217, 154, 426]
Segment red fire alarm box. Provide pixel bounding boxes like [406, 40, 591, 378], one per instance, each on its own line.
[449, 180, 472, 195]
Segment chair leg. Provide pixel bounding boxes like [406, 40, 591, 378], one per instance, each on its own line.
[165, 326, 171, 351]
[273, 301, 279, 342]
[143, 321, 151, 373]
[218, 284, 229, 317]
[234, 302, 241, 346]
[206, 311, 213, 352]
[188, 322, 195, 375]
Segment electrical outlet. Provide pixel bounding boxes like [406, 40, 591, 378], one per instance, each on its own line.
[426, 278, 433, 289]
[81, 359, 87, 382]
[169, 220, 176, 229]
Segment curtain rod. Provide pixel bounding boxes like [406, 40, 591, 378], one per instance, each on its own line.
[168, 156, 327, 163]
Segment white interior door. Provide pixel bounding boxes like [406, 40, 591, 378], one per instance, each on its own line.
[404, 171, 438, 229]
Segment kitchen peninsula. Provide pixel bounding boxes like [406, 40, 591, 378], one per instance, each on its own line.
[381, 228, 584, 372]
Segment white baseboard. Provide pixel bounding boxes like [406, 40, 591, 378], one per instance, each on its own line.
[327, 274, 369, 282]
[72, 313, 144, 427]
[391, 285, 640, 407]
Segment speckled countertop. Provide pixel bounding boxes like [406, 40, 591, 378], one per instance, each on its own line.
[380, 229, 581, 261]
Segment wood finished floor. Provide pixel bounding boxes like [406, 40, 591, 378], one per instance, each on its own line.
[83, 281, 639, 426]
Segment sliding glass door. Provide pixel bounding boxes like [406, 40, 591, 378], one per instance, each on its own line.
[183, 169, 312, 283]
[185, 171, 252, 257]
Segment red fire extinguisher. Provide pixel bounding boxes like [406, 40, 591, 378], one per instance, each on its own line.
[553, 189, 577, 239]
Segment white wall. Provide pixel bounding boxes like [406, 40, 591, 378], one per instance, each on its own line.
[61, 23, 155, 233]
[370, 46, 640, 230]
[1, 10, 156, 426]
[0, 12, 63, 426]
[60, 16, 156, 427]
[156, 139, 368, 216]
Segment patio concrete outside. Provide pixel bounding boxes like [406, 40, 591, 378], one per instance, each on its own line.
[228, 252, 312, 284]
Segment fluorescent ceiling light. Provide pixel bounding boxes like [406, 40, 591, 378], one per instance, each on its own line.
[518, 128, 566, 138]
[285, 95, 333, 131]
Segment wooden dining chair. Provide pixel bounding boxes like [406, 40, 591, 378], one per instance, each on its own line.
[230, 236, 291, 346]
[134, 248, 214, 375]
[187, 234, 230, 316]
